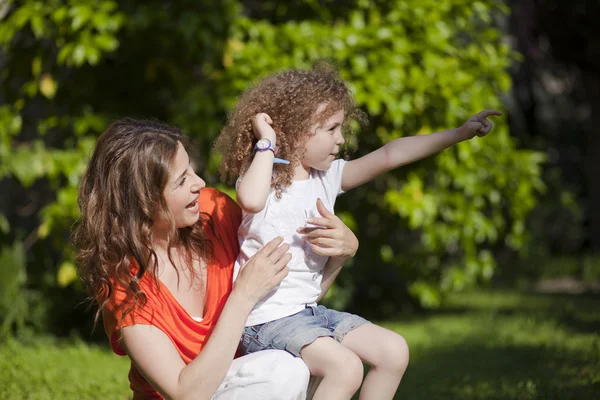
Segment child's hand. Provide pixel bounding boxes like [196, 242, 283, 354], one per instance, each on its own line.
[252, 113, 277, 142]
[458, 109, 502, 140]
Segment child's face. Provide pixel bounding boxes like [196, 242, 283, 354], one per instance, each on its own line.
[302, 108, 345, 171]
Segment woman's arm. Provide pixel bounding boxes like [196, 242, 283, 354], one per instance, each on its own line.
[297, 199, 359, 302]
[236, 113, 277, 213]
[121, 291, 253, 400]
[121, 237, 292, 400]
[341, 109, 502, 191]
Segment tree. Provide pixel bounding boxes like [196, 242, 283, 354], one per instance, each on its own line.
[0, 0, 544, 337]
[0, 0, 238, 337]
[511, 0, 600, 253]
[504, 0, 600, 288]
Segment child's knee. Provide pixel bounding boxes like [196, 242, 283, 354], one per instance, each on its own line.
[378, 334, 409, 374]
[331, 351, 364, 390]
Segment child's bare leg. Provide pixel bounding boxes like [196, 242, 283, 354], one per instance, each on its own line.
[300, 336, 363, 400]
[342, 323, 409, 400]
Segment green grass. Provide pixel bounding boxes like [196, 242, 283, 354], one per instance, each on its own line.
[1, 290, 599, 399]
[385, 291, 600, 399]
[0, 336, 130, 399]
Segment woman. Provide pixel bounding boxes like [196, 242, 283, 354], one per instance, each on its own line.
[74, 118, 359, 399]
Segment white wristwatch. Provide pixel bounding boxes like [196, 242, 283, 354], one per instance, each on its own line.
[254, 138, 278, 155]
[253, 138, 290, 164]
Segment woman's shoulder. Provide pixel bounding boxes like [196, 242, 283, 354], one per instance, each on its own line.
[199, 188, 240, 217]
[199, 188, 242, 246]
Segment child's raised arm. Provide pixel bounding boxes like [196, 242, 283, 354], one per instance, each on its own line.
[341, 109, 502, 191]
[236, 113, 278, 214]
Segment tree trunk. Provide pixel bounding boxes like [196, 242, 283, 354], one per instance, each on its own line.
[584, 71, 600, 252]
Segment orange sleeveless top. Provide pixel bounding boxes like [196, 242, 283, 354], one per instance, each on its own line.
[102, 188, 242, 399]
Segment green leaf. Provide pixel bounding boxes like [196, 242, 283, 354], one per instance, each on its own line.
[57, 261, 78, 287]
[94, 33, 119, 52]
[70, 6, 92, 32]
[30, 15, 46, 38]
[72, 44, 86, 66]
[39, 74, 58, 99]
[0, 213, 9, 234]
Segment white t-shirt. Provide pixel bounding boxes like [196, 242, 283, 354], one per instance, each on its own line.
[234, 159, 347, 326]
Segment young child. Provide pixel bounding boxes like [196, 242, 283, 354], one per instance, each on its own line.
[214, 64, 501, 400]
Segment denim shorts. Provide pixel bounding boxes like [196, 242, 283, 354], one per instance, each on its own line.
[240, 305, 369, 357]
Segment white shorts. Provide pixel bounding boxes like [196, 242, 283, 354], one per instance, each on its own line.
[212, 350, 310, 400]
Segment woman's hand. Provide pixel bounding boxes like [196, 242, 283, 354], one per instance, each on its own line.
[233, 237, 291, 305]
[297, 198, 358, 263]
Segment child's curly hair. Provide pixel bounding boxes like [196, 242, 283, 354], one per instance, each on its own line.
[214, 63, 364, 197]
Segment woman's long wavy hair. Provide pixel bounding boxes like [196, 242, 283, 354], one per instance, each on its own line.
[214, 63, 364, 197]
[73, 118, 213, 328]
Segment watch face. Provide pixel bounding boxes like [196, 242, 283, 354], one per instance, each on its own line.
[257, 138, 271, 150]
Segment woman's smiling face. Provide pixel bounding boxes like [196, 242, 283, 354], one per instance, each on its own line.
[161, 142, 206, 229]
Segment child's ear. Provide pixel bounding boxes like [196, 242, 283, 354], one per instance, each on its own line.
[305, 128, 317, 137]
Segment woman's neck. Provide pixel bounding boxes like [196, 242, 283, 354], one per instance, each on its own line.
[150, 227, 185, 266]
[151, 238, 191, 280]
[151, 229, 172, 254]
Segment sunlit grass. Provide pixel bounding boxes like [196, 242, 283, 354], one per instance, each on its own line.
[384, 291, 600, 399]
[0, 336, 130, 400]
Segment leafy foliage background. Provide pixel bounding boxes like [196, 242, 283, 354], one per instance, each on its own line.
[0, 0, 545, 338]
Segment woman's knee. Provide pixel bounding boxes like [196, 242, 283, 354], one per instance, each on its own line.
[279, 354, 311, 393]
[263, 351, 310, 399]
